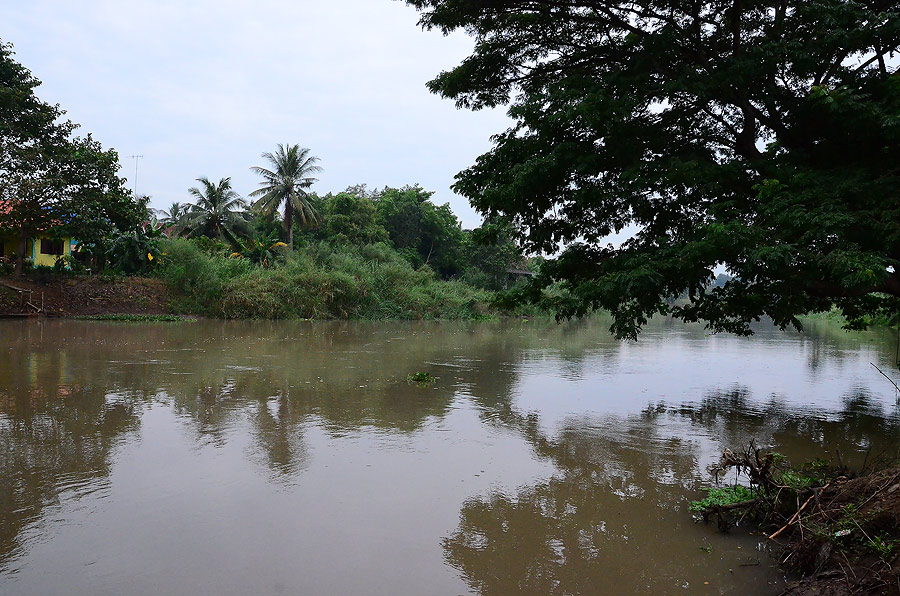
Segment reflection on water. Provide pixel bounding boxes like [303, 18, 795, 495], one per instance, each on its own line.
[447, 388, 900, 595]
[0, 318, 898, 595]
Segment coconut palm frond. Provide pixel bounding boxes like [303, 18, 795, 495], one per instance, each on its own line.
[181, 176, 250, 246]
[250, 144, 322, 248]
[251, 190, 282, 216]
[290, 192, 319, 228]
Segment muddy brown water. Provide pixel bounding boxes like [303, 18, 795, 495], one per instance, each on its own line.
[1, 317, 898, 595]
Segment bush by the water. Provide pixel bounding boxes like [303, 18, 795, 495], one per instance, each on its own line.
[689, 485, 757, 513]
[157, 238, 492, 320]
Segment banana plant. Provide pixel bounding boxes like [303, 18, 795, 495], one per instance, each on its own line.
[234, 230, 288, 268]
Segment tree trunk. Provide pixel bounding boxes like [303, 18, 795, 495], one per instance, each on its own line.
[14, 231, 27, 277]
[284, 201, 294, 249]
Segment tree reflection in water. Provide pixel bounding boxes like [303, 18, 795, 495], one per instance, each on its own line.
[0, 317, 897, 593]
[0, 319, 536, 569]
[445, 388, 899, 595]
[0, 350, 140, 573]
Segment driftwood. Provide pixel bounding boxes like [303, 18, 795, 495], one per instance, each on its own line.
[700, 445, 828, 532]
[711, 442, 776, 493]
[870, 362, 900, 404]
[768, 482, 831, 540]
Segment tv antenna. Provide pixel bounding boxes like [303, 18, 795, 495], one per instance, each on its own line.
[128, 155, 143, 196]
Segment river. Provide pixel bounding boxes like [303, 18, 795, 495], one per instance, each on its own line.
[1, 317, 898, 595]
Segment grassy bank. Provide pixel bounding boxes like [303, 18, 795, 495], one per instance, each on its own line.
[800, 307, 898, 330]
[157, 238, 495, 320]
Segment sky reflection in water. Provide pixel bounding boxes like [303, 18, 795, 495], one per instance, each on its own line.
[0, 318, 898, 595]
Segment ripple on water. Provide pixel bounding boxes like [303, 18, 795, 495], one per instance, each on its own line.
[0, 318, 897, 596]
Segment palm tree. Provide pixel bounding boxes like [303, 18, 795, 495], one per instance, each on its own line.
[158, 201, 188, 235]
[250, 144, 321, 248]
[182, 177, 250, 246]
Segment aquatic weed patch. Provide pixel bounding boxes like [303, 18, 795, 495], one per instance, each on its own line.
[75, 313, 189, 322]
[407, 372, 437, 386]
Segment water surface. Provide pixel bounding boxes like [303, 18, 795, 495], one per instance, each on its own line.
[1, 318, 898, 595]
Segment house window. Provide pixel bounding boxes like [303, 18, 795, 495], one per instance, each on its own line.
[40, 239, 64, 255]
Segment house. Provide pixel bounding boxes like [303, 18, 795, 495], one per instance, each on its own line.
[0, 235, 74, 267]
[0, 201, 75, 268]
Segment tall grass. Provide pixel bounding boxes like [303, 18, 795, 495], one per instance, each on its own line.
[157, 239, 492, 320]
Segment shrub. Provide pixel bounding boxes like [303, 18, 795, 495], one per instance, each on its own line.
[689, 485, 757, 513]
[156, 238, 493, 320]
[189, 236, 231, 257]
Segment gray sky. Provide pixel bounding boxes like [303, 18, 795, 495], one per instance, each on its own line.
[4, 0, 509, 228]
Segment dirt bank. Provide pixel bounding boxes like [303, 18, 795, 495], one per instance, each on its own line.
[696, 445, 899, 595]
[0, 275, 172, 317]
[779, 466, 900, 595]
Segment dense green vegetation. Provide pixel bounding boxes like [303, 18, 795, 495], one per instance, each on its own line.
[157, 237, 494, 320]
[150, 175, 533, 320]
[142, 150, 535, 320]
[407, 0, 900, 338]
[688, 485, 756, 514]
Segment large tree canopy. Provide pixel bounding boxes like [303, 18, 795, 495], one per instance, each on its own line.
[1, 40, 71, 273]
[0, 40, 61, 144]
[316, 191, 390, 245]
[407, 0, 900, 337]
[375, 185, 465, 276]
[62, 135, 144, 262]
[1, 40, 141, 274]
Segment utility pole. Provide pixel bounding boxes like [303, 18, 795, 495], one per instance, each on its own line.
[128, 155, 143, 196]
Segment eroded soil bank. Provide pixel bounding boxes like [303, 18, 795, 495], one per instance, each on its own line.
[0, 276, 171, 317]
[778, 466, 900, 595]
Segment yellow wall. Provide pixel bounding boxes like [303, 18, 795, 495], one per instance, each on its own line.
[32, 237, 72, 267]
[0, 236, 72, 268]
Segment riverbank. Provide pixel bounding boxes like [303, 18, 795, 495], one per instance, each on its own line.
[0, 241, 500, 320]
[694, 449, 900, 596]
[778, 466, 900, 595]
[0, 270, 493, 320]
[0, 239, 508, 321]
[0, 276, 171, 317]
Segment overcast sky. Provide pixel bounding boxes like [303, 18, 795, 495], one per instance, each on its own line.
[3, 0, 509, 228]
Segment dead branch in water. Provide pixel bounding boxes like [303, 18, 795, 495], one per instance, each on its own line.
[768, 482, 831, 540]
[870, 362, 900, 402]
[712, 441, 776, 493]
